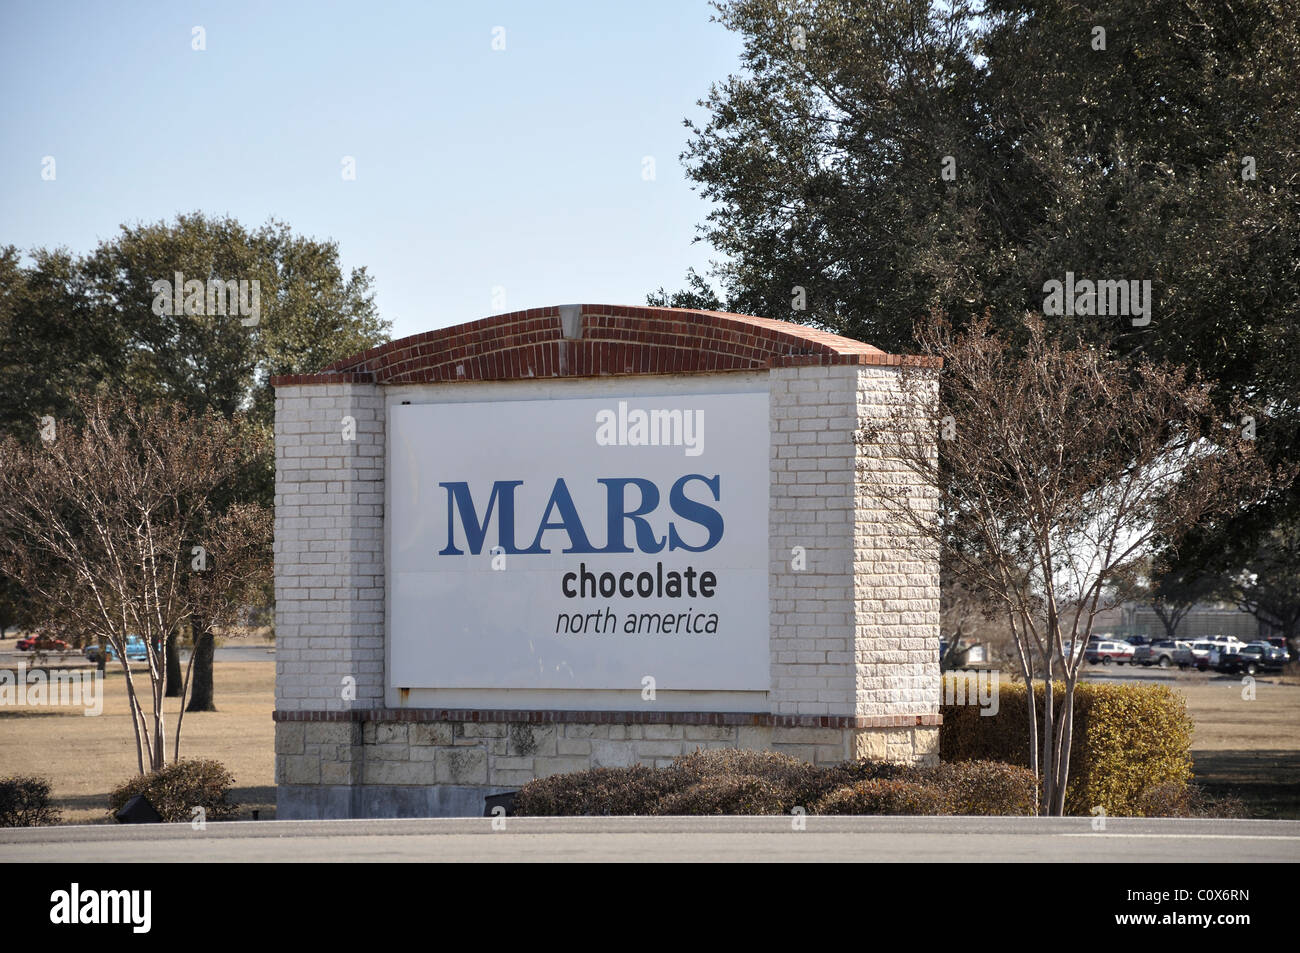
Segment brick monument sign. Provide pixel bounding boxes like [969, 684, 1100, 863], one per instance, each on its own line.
[271, 303, 941, 818]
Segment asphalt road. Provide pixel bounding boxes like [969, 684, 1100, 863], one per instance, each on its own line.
[3, 816, 1297, 862]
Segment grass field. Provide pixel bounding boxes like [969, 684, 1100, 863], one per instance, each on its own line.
[2, 661, 1297, 821]
[1, 661, 274, 824]
[1180, 675, 1300, 818]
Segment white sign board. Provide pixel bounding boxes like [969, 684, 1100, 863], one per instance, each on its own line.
[388, 392, 770, 691]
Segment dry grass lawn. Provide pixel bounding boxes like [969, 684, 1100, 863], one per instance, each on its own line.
[1178, 676, 1300, 818]
[1, 660, 274, 824]
[3, 660, 1298, 822]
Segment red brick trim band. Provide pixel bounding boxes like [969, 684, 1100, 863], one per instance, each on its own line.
[270, 304, 940, 387]
[270, 371, 375, 385]
[273, 709, 942, 729]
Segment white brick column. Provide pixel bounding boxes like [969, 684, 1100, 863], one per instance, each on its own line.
[768, 363, 940, 759]
[852, 366, 940, 720]
[768, 365, 859, 716]
[274, 382, 385, 713]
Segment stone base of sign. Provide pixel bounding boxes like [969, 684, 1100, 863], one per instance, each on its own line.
[277, 782, 518, 820]
[273, 712, 941, 818]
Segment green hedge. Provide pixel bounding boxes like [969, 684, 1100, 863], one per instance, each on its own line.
[940, 678, 1194, 816]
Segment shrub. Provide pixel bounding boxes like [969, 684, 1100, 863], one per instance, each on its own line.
[1137, 782, 1245, 819]
[813, 778, 946, 815]
[0, 776, 60, 827]
[665, 748, 842, 811]
[512, 748, 1036, 817]
[926, 761, 1038, 815]
[512, 765, 675, 816]
[941, 677, 1194, 816]
[656, 775, 786, 815]
[107, 759, 239, 822]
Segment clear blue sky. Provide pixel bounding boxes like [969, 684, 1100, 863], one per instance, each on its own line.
[0, 0, 742, 340]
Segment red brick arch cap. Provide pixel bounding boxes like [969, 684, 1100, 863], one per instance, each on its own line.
[270, 304, 940, 387]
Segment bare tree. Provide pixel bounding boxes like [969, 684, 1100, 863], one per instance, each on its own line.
[1114, 558, 1225, 642]
[0, 396, 272, 773]
[860, 314, 1282, 815]
[940, 556, 1013, 669]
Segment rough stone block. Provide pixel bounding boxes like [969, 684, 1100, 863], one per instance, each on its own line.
[321, 760, 357, 785]
[852, 727, 912, 762]
[507, 723, 557, 757]
[590, 740, 637, 768]
[275, 723, 305, 755]
[458, 722, 507, 739]
[282, 755, 320, 785]
[736, 725, 774, 750]
[411, 722, 453, 747]
[437, 748, 488, 784]
[532, 757, 592, 778]
[635, 740, 684, 759]
[304, 722, 352, 746]
[683, 725, 736, 742]
[773, 726, 844, 746]
[557, 738, 592, 756]
[642, 724, 685, 740]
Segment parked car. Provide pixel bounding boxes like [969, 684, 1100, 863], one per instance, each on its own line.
[1215, 642, 1287, 676]
[15, 635, 71, 652]
[83, 635, 149, 663]
[1204, 635, 1246, 650]
[1124, 635, 1153, 647]
[1133, 639, 1188, 668]
[1177, 640, 1217, 670]
[1086, 640, 1134, 666]
[1261, 641, 1290, 666]
[1266, 637, 1295, 662]
[1061, 641, 1086, 664]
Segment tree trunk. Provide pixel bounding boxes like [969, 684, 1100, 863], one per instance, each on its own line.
[1053, 678, 1078, 816]
[1019, 638, 1041, 815]
[1042, 673, 1056, 814]
[186, 622, 216, 712]
[164, 628, 183, 697]
[1155, 609, 1177, 641]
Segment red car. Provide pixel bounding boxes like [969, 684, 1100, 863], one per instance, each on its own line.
[1085, 639, 1135, 665]
[15, 635, 72, 652]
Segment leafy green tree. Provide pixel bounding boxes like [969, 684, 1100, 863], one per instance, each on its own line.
[0, 214, 390, 707]
[1223, 519, 1300, 656]
[0, 245, 127, 438]
[79, 213, 388, 430]
[675, 0, 1300, 590]
[646, 269, 725, 310]
[1115, 559, 1228, 642]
